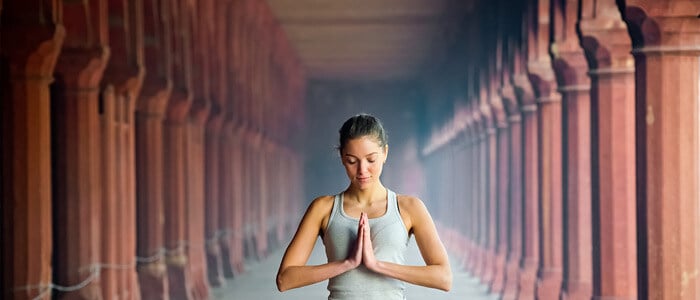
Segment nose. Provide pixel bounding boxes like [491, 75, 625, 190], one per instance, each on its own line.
[357, 160, 369, 175]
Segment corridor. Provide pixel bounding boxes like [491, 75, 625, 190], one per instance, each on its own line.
[2, 0, 700, 300]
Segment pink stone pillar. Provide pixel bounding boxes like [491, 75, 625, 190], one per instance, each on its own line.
[185, 102, 210, 300]
[99, 87, 119, 300]
[135, 0, 173, 298]
[1, 14, 64, 299]
[490, 84, 510, 295]
[622, 2, 700, 298]
[218, 118, 236, 278]
[533, 80, 564, 300]
[52, 45, 109, 300]
[579, 1, 639, 297]
[204, 110, 225, 286]
[551, 3, 594, 295]
[163, 94, 194, 300]
[517, 82, 540, 300]
[502, 93, 524, 300]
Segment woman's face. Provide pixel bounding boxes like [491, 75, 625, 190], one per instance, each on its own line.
[341, 136, 388, 190]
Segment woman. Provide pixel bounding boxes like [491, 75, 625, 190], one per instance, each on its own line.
[276, 114, 452, 299]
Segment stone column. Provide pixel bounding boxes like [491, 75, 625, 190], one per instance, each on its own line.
[99, 87, 119, 300]
[163, 94, 193, 299]
[579, 0, 638, 297]
[489, 79, 510, 295]
[516, 73, 540, 300]
[1, 7, 64, 298]
[185, 101, 210, 300]
[52, 16, 110, 299]
[502, 77, 524, 300]
[484, 101, 498, 287]
[475, 108, 490, 282]
[102, 0, 146, 295]
[551, 1, 594, 297]
[232, 124, 247, 273]
[204, 110, 225, 286]
[532, 71, 564, 300]
[135, 0, 173, 298]
[466, 107, 481, 273]
[218, 117, 236, 278]
[622, 1, 700, 299]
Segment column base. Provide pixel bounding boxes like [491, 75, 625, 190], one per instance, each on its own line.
[137, 262, 168, 300]
[518, 261, 538, 300]
[206, 244, 225, 286]
[482, 251, 495, 285]
[562, 280, 592, 300]
[219, 241, 235, 278]
[502, 258, 521, 300]
[537, 268, 563, 300]
[490, 252, 507, 294]
[56, 282, 101, 300]
[167, 255, 193, 300]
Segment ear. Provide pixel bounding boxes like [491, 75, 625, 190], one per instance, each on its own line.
[383, 145, 389, 162]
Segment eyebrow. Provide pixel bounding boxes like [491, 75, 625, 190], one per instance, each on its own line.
[344, 152, 378, 158]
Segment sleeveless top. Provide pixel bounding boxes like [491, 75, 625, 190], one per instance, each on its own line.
[322, 189, 410, 300]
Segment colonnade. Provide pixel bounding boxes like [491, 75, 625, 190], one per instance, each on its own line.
[423, 0, 699, 299]
[1, 1, 305, 299]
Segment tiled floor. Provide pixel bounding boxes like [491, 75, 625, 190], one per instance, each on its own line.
[211, 238, 499, 300]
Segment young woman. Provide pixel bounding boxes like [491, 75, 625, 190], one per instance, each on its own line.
[276, 114, 452, 299]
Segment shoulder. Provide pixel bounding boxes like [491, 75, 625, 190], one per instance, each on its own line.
[396, 194, 432, 229]
[306, 195, 335, 216]
[396, 194, 428, 214]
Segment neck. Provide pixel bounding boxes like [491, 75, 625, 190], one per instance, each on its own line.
[345, 183, 386, 205]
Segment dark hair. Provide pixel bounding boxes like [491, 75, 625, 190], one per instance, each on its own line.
[337, 113, 388, 152]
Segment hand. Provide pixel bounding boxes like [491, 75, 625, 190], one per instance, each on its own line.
[346, 212, 364, 268]
[361, 213, 379, 271]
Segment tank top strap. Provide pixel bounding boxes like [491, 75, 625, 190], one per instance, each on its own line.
[387, 189, 404, 225]
[325, 193, 342, 234]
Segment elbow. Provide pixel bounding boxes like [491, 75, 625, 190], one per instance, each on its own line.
[438, 266, 453, 292]
[276, 273, 288, 292]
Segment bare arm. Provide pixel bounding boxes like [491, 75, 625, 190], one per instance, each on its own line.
[276, 198, 364, 292]
[361, 197, 452, 291]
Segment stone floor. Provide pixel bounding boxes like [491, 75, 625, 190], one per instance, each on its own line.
[211, 237, 499, 300]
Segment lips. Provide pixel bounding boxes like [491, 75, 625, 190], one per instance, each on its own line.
[357, 177, 370, 183]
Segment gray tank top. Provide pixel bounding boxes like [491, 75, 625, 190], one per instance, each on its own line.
[322, 189, 409, 300]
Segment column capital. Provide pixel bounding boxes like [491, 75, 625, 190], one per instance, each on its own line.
[165, 90, 193, 122]
[2, 25, 66, 79]
[189, 99, 211, 126]
[624, 1, 700, 53]
[55, 46, 111, 89]
[579, 7, 634, 71]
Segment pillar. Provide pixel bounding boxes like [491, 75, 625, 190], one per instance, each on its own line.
[527, 0, 564, 298]
[135, 0, 172, 298]
[204, 111, 225, 285]
[490, 83, 510, 294]
[579, 0, 638, 298]
[218, 117, 236, 278]
[163, 94, 194, 299]
[0, 4, 64, 298]
[51, 1, 110, 297]
[185, 101, 210, 300]
[622, 1, 700, 298]
[551, 1, 594, 298]
[99, 87, 119, 300]
[502, 72, 525, 300]
[516, 72, 540, 300]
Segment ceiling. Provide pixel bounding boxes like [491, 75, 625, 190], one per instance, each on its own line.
[266, 0, 473, 81]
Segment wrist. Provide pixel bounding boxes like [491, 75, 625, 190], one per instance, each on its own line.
[367, 260, 383, 273]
